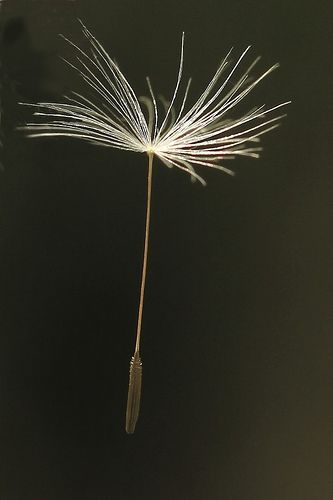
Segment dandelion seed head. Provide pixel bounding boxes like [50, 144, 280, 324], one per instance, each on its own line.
[20, 21, 290, 185]
[17, 22, 290, 433]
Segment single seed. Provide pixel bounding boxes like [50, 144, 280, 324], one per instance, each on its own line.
[125, 351, 142, 434]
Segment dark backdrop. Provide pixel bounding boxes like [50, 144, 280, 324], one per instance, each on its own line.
[0, 1, 332, 499]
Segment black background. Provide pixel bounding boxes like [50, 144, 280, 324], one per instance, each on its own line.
[0, 0, 332, 499]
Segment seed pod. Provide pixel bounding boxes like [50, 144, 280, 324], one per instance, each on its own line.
[125, 352, 142, 434]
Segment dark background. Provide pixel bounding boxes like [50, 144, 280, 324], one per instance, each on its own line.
[0, 0, 332, 499]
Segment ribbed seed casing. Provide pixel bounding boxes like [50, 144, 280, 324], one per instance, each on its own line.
[125, 352, 142, 434]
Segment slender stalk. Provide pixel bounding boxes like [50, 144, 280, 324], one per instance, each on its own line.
[126, 152, 153, 433]
[134, 152, 153, 354]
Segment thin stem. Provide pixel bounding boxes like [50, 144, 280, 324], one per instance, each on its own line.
[134, 152, 153, 354]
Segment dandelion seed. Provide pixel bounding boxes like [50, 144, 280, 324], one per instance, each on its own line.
[126, 351, 143, 434]
[19, 20, 290, 433]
